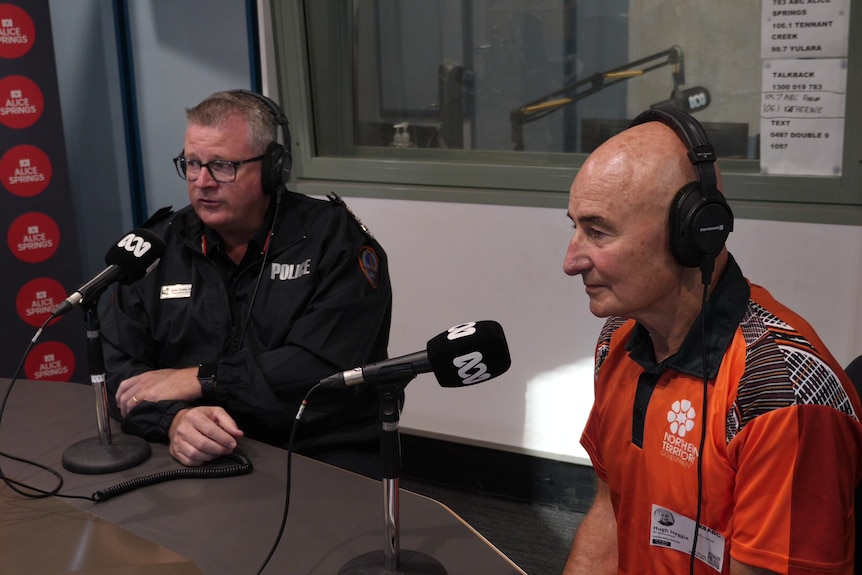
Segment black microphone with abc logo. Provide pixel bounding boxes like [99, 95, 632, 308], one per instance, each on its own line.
[52, 228, 165, 318]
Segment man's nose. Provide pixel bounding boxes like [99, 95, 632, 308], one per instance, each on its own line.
[563, 234, 590, 277]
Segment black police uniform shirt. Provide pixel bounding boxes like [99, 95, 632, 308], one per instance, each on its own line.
[98, 192, 392, 451]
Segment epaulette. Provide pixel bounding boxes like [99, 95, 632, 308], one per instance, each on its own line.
[140, 206, 174, 229]
[327, 193, 375, 239]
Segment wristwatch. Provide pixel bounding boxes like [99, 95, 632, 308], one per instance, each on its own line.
[198, 363, 217, 402]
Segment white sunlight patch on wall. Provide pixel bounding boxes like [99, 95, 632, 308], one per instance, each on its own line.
[524, 356, 595, 465]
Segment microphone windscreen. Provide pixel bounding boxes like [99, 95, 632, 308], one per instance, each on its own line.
[650, 87, 710, 114]
[104, 228, 166, 284]
[679, 87, 710, 113]
[426, 320, 511, 387]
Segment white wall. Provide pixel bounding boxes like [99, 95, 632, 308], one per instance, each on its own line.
[337, 196, 862, 464]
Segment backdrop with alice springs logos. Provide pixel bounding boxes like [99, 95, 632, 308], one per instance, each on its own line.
[1, 0, 88, 384]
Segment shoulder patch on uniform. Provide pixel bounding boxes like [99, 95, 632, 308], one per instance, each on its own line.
[358, 246, 380, 289]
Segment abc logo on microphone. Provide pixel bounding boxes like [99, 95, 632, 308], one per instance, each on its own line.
[104, 228, 165, 283]
[116, 232, 155, 258]
[427, 321, 511, 388]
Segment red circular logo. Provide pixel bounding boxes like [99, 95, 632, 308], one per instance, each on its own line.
[0, 4, 36, 59]
[0, 75, 43, 128]
[7, 211, 60, 263]
[25, 340, 75, 382]
[16, 277, 67, 327]
[0, 144, 51, 196]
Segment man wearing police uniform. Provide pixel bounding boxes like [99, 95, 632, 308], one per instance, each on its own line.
[100, 90, 392, 471]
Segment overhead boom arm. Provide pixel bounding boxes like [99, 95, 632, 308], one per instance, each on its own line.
[510, 46, 685, 151]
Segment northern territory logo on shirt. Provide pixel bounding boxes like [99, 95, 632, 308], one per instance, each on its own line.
[358, 246, 380, 289]
[660, 398, 699, 468]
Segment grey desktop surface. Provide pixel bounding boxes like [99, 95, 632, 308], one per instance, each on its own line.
[0, 378, 525, 575]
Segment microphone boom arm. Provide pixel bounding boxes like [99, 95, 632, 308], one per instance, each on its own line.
[510, 45, 685, 151]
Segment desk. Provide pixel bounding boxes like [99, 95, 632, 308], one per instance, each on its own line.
[0, 379, 526, 574]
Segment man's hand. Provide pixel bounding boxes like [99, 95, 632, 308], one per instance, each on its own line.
[116, 367, 200, 418]
[168, 406, 244, 466]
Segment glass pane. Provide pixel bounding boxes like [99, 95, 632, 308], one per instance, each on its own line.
[353, 0, 764, 160]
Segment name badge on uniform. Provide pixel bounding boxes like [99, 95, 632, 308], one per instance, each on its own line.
[160, 284, 192, 299]
[650, 504, 725, 572]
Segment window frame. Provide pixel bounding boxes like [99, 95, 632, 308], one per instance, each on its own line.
[270, 0, 862, 225]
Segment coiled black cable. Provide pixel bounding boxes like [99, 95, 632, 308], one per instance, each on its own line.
[1, 315, 255, 504]
[92, 451, 253, 502]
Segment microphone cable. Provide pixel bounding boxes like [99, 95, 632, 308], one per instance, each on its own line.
[0, 314, 66, 499]
[254, 382, 321, 575]
[0, 449, 252, 504]
[0, 314, 253, 504]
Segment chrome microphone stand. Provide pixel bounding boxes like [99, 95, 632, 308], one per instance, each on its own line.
[338, 376, 446, 575]
[61, 294, 150, 474]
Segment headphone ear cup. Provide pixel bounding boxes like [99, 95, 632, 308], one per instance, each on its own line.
[260, 141, 287, 196]
[668, 184, 699, 268]
[669, 182, 733, 268]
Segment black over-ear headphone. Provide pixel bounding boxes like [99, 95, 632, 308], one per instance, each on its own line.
[629, 108, 733, 274]
[232, 89, 292, 196]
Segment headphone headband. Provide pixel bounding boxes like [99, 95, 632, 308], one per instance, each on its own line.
[630, 108, 720, 199]
[628, 108, 733, 281]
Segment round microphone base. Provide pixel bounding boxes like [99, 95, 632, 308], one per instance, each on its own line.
[62, 435, 151, 475]
[338, 550, 447, 575]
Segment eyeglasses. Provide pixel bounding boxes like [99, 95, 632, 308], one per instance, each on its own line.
[172, 154, 265, 183]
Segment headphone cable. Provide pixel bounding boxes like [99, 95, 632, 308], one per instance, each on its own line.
[238, 189, 282, 349]
[690, 259, 714, 574]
